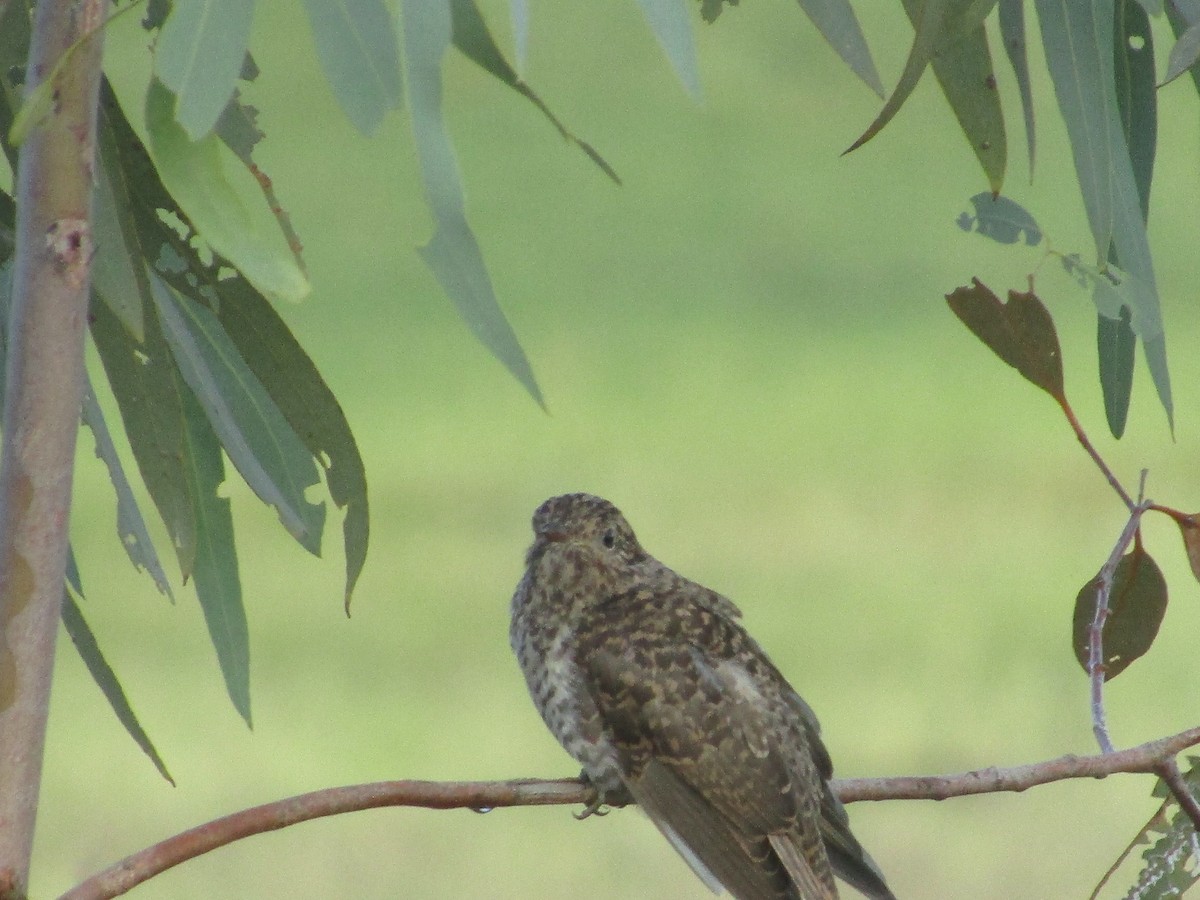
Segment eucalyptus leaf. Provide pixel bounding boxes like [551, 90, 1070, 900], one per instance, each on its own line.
[404, 0, 544, 406]
[150, 275, 326, 557]
[634, 0, 703, 100]
[300, 0, 402, 135]
[144, 79, 309, 302]
[154, 0, 255, 139]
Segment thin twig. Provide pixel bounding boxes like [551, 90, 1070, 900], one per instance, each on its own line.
[62, 725, 1200, 900]
[1057, 398, 1134, 510]
[1088, 485, 1150, 754]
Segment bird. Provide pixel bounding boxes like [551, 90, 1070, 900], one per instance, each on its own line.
[510, 493, 895, 900]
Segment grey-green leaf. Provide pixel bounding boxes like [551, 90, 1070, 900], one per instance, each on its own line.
[957, 192, 1042, 245]
[178, 381, 251, 725]
[62, 586, 175, 783]
[449, 0, 619, 183]
[797, 0, 885, 98]
[635, 0, 703, 100]
[154, 0, 256, 139]
[150, 275, 326, 556]
[1036, 0, 1171, 428]
[90, 281, 199, 581]
[1097, 307, 1135, 439]
[81, 377, 174, 600]
[403, 0, 544, 406]
[928, 20, 1007, 193]
[998, 0, 1036, 175]
[300, 0, 402, 136]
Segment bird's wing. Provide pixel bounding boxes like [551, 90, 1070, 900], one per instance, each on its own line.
[782, 688, 896, 900]
[585, 621, 837, 900]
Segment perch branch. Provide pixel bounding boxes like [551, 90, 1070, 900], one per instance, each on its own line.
[62, 725, 1200, 900]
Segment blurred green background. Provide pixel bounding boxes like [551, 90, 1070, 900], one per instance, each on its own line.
[27, 3, 1200, 898]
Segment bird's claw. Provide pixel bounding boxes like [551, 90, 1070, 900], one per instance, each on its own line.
[575, 772, 631, 819]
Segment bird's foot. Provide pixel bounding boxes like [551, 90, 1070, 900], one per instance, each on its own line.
[575, 771, 632, 819]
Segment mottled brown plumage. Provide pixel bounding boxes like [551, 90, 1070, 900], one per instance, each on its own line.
[510, 493, 896, 900]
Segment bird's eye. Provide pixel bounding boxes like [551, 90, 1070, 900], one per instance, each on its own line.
[602, 530, 615, 549]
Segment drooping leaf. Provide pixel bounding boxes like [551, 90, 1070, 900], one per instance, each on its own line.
[449, 0, 619, 183]
[1036, 0, 1172, 427]
[846, 0, 995, 156]
[1165, 3, 1200, 95]
[796, 0, 885, 98]
[1114, 0, 1155, 221]
[144, 79, 309, 302]
[150, 275, 326, 557]
[215, 89, 308, 276]
[1163, 18, 1200, 86]
[80, 378, 174, 600]
[178, 379, 252, 725]
[99, 83, 365, 608]
[300, 0, 402, 136]
[154, 0, 255, 139]
[957, 192, 1042, 245]
[927, 18, 1007, 194]
[202, 275, 369, 612]
[404, 0, 544, 406]
[1072, 545, 1168, 681]
[998, 0, 1036, 175]
[90, 283, 199, 581]
[634, 0, 703, 100]
[1097, 306, 1135, 438]
[946, 279, 1064, 401]
[62, 586, 174, 783]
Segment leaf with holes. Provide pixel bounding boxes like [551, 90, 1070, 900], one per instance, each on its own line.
[946, 278, 1064, 401]
[1072, 547, 1167, 681]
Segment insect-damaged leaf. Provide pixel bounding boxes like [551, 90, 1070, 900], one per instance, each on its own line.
[946, 278, 1064, 401]
[1072, 546, 1167, 681]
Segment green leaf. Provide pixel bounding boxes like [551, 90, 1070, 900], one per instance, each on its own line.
[946, 278, 1064, 401]
[404, 0, 544, 406]
[1036, 0, 1171, 428]
[205, 275, 369, 612]
[1165, 3, 1200, 96]
[300, 0, 402, 136]
[797, 0, 885, 98]
[1163, 18, 1200, 86]
[99, 83, 363, 608]
[998, 0, 1036, 174]
[62, 586, 174, 783]
[150, 275, 326, 557]
[80, 377, 174, 600]
[1098, 0, 1155, 439]
[928, 19, 1007, 193]
[154, 0, 256, 139]
[93, 111, 148, 342]
[449, 0, 619, 184]
[144, 79, 310, 302]
[178, 379, 252, 725]
[634, 0, 703, 100]
[957, 192, 1042, 245]
[1097, 307, 1135, 438]
[90, 284, 199, 581]
[1114, 0, 1155, 221]
[847, 0, 994, 155]
[1072, 545, 1167, 681]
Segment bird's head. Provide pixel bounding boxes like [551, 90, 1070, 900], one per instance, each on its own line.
[527, 493, 646, 570]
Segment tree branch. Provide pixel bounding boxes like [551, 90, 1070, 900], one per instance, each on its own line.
[62, 725, 1200, 900]
[0, 0, 105, 895]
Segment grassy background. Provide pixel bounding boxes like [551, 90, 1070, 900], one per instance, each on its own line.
[26, 3, 1200, 898]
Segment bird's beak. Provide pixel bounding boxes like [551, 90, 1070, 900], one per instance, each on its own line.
[539, 529, 567, 543]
